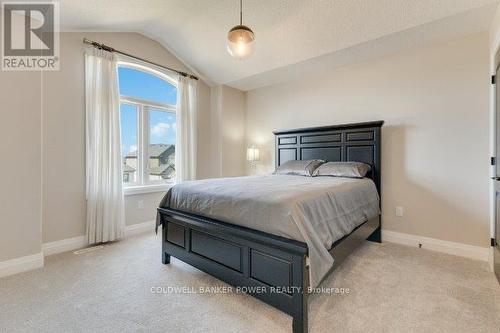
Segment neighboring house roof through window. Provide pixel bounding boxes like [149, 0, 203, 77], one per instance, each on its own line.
[126, 144, 175, 158]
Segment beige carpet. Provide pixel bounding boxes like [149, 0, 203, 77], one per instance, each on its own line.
[0, 232, 499, 333]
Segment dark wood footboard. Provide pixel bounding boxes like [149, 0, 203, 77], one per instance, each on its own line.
[158, 207, 309, 333]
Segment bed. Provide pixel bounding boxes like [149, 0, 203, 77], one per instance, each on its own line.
[156, 121, 383, 333]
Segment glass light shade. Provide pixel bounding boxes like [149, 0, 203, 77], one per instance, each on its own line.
[246, 146, 260, 162]
[227, 25, 255, 59]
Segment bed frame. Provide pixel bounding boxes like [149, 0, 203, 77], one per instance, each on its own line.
[157, 121, 383, 333]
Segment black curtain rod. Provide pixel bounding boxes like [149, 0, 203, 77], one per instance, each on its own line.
[83, 38, 199, 80]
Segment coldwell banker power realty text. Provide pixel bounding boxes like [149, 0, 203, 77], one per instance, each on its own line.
[1, 1, 59, 71]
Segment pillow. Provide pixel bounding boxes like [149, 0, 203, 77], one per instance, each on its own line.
[275, 159, 325, 177]
[312, 162, 371, 178]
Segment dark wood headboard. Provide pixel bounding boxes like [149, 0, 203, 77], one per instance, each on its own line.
[273, 121, 384, 193]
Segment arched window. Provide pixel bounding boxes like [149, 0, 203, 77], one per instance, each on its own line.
[118, 63, 177, 189]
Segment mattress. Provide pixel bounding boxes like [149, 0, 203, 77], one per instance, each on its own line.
[158, 174, 380, 287]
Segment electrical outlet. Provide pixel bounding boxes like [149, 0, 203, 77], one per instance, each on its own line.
[138, 200, 144, 209]
[395, 206, 404, 217]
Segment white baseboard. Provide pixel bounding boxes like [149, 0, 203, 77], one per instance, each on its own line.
[42, 235, 87, 257]
[0, 252, 44, 278]
[41, 220, 156, 257]
[125, 220, 156, 237]
[1, 220, 156, 279]
[382, 230, 490, 262]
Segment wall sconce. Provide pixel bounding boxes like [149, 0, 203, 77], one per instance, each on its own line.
[246, 145, 260, 168]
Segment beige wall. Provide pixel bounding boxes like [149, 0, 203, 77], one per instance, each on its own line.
[220, 86, 247, 177]
[491, 6, 500, 53]
[41, 32, 213, 243]
[209, 85, 247, 178]
[246, 33, 490, 248]
[0, 71, 42, 261]
[0, 13, 42, 261]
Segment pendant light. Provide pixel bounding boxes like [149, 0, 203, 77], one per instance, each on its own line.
[227, 0, 255, 59]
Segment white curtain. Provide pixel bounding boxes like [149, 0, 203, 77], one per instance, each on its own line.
[175, 76, 198, 182]
[85, 48, 125, 244]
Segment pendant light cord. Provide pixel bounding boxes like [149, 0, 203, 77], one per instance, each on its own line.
[240, 0, 243, 25]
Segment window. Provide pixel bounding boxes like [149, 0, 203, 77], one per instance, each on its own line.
[118, 64, 177, 191]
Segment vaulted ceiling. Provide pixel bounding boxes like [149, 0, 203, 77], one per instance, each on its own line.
[61, 0, 499, 90]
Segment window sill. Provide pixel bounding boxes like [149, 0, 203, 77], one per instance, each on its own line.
[124, 183, 174, 196]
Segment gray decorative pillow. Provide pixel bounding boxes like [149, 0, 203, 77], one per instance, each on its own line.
[275, 159, 325, 176]
[312, 162, 371, 178]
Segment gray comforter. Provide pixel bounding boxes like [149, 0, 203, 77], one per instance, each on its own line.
[158, 175, 380, 287]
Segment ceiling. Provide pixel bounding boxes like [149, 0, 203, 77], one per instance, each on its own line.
[60, 0, 499, 90]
